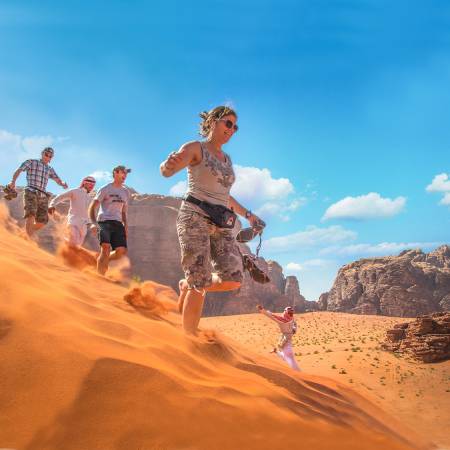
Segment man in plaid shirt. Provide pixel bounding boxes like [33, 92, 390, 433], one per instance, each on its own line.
[8, 147, 68, 237]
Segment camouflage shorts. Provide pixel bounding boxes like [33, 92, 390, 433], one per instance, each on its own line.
[176, 207, 243, 289]
[23, 190, 49, 223]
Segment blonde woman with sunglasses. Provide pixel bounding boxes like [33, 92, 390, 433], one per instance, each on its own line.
[160, 106, 262, 334]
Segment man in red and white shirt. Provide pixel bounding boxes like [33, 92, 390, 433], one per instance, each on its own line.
[258, 305, 300, 371]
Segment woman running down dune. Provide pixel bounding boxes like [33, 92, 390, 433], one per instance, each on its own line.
[160, 105, 263, 334]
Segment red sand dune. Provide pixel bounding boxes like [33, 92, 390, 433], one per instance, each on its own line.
[0, 205, 432, 450]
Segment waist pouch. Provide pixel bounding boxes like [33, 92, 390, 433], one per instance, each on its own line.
[185, 195, 237, 229]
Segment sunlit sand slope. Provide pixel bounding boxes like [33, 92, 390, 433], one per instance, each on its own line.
[0, 206, 431, 450]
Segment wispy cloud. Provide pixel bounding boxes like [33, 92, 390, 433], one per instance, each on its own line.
[323, 192, 406, 221]
[264, 225, 357, 253]
[89, 170, 112, 183]
[255, 197, 307, 221]
[319, 241, 442, 257]
[0, 129, 68, 163]
[285, 259, 332, 272]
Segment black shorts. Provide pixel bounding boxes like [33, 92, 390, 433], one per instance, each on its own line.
[98, 220, 127, 250]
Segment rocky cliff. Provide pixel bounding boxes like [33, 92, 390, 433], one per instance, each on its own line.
[319, 247, 450, 317]
[1, 189, 306, 315]
[382, 312, 450, 363]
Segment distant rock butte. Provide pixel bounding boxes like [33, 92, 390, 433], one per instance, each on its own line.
[1, 189, 306, 315]
[318, 246, 450, 317]
[382, 312, 450, 363]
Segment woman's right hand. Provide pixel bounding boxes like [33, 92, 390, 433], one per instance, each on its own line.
[164, 152, 183, 170]
[160, 142, 201, 177]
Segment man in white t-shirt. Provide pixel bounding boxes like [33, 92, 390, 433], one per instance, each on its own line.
[48, 176, 96, 247]
[88, 165, 131, 275]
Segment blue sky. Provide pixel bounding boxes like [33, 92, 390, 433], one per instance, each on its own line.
[1, 0, 449, 300]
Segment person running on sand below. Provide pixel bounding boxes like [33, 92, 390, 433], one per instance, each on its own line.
[48, 176, 97, 248]
[257, 305, 300, 371]
[7, 147, 68, 237]
[88, 166, 131, 275]
[160, 105, 263, 335]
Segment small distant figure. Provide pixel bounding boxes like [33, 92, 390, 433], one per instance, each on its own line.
[7, 147, 68, 237]
[88, 165, 131, 275]
[257, 305, 300, 371]
[48, 175, 97, 248]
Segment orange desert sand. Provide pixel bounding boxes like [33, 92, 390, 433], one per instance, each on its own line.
[0, 205, 440, 450]
[205, 312, 450, 449]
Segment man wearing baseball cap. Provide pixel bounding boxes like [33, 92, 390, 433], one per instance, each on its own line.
[88, 165, 131, 275]
[48, 175, 97, 248]
[7, 147, 68, 237]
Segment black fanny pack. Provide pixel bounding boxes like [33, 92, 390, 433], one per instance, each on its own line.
[185, 195, 237, 229]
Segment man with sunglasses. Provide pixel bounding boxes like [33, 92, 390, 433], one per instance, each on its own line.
[48, 175, 97, 248]
[7, 147, 68, 237]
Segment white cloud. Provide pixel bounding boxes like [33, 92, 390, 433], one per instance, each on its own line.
[264, 225, 357, 253]
[320, 241, 442, 257]
[231, 165, 294, 204]
[255, 197, 307, 221]
[0, 129, 22, 150]
[286, 262, 303, 271]
[169, 180, 187, 197]
[0, 129, 69, 163]
[89, 170, 112, 183]
[322, 192, 406, 220]
[426, 173, 450, 207]
[22, 135, 54, 157]
[426, 173, 450, 193]
[285, 259, 331, 272]
[440, 193, 450, 206]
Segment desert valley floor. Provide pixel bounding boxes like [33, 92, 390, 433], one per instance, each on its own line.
[204, 312, 450, 448]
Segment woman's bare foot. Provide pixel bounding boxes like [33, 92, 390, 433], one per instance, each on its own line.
[177, 279, 189, 313]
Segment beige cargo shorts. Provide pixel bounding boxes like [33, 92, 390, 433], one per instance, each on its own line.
[176, 205, 243, 289]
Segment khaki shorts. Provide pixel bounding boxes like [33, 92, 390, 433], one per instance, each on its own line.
[176, 206, 243, 289]
[23, 190, 49, 224]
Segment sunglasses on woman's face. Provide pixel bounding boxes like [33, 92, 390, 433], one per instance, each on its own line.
[218, 119, 238, 132]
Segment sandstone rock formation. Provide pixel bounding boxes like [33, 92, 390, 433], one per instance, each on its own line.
[321, 247, 450, 317]
[382, 312, 450, 363]
[0, 188, 305, 315]
[317, 292, 329, 311]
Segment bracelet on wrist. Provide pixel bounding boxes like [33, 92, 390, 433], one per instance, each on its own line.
[245, 210, 252, 219]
